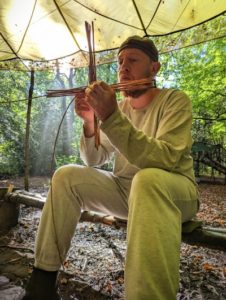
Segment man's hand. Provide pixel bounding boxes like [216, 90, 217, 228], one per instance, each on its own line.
[85, 81, 117, 121]
[75, 93, 94, 124]
[75, 93, 95, 137]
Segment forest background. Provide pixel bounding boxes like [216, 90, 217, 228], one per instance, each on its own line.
[0, 33, 225, 181]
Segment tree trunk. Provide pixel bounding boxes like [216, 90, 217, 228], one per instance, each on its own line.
[55, 64, 73, 156]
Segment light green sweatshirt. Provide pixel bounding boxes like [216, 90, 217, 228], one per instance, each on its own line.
[80, 89, 196, 184]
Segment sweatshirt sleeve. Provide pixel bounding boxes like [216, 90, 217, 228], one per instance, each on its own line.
[80, 128, 115, 167]
[100, 91, 193, 171]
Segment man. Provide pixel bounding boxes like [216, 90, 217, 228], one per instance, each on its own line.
[24, 36, 199, 299]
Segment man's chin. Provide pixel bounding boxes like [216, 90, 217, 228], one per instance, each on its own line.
[124, 88, 149, 98]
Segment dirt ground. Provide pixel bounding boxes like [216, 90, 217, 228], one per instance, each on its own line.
[0, 177, 225, 299]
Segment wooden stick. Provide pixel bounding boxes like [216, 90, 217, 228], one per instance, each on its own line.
[85, 21, 100, 149]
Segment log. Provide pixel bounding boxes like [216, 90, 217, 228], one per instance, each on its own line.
[80, 213, 226, 251]
[182, 227, 226, 251]
[1, 190, 226, 251]
[4, 192, 45, 209]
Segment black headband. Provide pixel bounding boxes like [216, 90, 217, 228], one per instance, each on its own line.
[118, 35, 158, 62]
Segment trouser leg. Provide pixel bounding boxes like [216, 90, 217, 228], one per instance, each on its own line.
[35, 164, 130, 271]
[125, 168, 198, 300]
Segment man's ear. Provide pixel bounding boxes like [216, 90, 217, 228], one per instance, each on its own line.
[151, 61, 161, 76]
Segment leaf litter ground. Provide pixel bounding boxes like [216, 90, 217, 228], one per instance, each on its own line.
[0, 177, 225, 299]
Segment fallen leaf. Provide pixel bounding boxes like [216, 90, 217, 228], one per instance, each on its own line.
[203, 262, 214, 271]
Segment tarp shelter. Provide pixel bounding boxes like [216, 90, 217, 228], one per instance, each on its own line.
[0, 0, 225, 70]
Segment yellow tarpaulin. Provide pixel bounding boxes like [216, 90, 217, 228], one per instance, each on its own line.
[0, 0, 225, 69]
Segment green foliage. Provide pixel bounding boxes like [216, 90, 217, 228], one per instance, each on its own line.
[158, 38, 225, 143]
[0, 33, 225, 177]
[0, 142, 21, 175]
[96, 62, 118, 84]
[55, 154, 84, 169]
[0, 70, 28, 175]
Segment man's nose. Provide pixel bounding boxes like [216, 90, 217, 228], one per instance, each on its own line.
[120, 60, 129, 71]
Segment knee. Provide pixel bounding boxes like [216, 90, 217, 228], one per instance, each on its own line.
[129, 168, 181, 224]
[52, 164, 81, 185]
[131, 168, 164, 191]
[130, 168, 172, 210]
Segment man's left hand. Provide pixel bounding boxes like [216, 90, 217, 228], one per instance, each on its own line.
[85, 81, 118, 121]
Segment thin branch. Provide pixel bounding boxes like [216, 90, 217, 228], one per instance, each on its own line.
[0, 95, 46, 104]
[146, 0, 162, 32]
[132, 0, 148, 36]
[53, 0, 87, 62]
[0, 33, 30, 71]
[72, 0, 141, 31]
[16, 0, 37, 54]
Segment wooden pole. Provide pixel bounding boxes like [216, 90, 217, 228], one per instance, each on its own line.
[24, 69, 35, 191]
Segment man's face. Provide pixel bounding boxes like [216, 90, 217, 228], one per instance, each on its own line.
[117, 48, 154, 97]
[117, 48, 152, 82]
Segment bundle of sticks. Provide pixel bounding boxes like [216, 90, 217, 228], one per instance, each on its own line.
[46, 78, 155, 98]
[47, 78, 155, 149]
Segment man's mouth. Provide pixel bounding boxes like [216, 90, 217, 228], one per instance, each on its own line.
[119, 75, 132, 82]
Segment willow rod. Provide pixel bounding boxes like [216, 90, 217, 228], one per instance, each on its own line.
[85, 21, 99, 149]
[47, 78, 155, 98]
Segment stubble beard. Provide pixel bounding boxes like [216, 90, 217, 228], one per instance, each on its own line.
[123, 88, 150, 98]
[121, 69, 155, 98]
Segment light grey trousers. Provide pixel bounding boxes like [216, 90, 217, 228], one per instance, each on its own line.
[35, 164, 198, 300]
